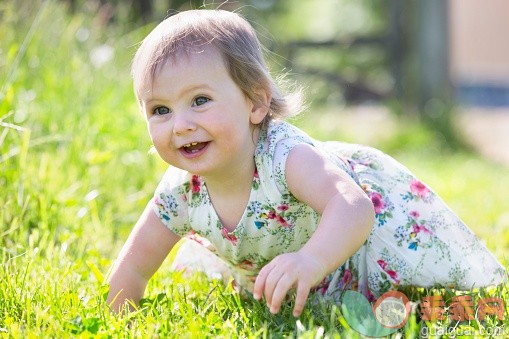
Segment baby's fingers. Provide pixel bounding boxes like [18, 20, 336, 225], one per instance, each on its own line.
[293, 282, 311, 317]
[253, 265, 271, 300]
[268, 274, 294, 314]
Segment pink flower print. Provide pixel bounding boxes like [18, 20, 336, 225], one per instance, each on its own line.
[188, 231, 211, 247]
[410, 179, 429, 198]
[378, 259, 400, 284]
[387, 270, 400, 284]
[277, 204, 289, 211]
[412, 223, 431, 234]
[369, 192, 385, 214]
[221, 227, 238, 245]
[314, 278, 329, 295]
[267, 210, 277, 219]
[342, 269, 352, 285]
[366, 289, 377, 303]
[276, 215, 290, 228]
[238, 260, 256, 270]
[188, 231, 202, 244]
[230, 279, 239, 291]
[252, 168, 260, 190]
[377, 259, 388, 270]
[409, 210, 420, 218]
[191, 175, 201, 194]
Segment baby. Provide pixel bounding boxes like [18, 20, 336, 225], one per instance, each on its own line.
[106, 9, 506, 317]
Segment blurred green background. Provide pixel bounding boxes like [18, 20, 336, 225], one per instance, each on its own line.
[1, 0, 508, 336]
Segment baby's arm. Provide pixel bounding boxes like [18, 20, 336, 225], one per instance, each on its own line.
[106, 201, 181, 312]
[253, 143, 375, 317]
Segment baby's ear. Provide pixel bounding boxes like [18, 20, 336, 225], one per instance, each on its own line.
[249, 88, 271, 125]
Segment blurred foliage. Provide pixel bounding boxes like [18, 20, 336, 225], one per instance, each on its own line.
[54, 0, 394, 106]
[0, 0, 158, 252]
[246, 0, 392, 103]
[56, 0, 464, 148]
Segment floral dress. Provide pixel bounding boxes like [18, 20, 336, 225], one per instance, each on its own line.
[153, 120, 506, 301]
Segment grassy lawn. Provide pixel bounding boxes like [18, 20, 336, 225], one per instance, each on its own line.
[1, 2, 508, 337]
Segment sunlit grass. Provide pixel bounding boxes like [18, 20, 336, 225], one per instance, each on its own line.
[1, 1, 508, 337]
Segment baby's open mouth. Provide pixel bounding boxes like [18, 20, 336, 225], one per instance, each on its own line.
[181, 142, 209, 154]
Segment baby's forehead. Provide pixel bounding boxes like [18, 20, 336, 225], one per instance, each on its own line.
[138, 46, 213, 76]
[161, 44, 221, 66]
[134, 45, 227, 96]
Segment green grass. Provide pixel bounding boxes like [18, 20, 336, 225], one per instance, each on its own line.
[1, 1, 508, 337]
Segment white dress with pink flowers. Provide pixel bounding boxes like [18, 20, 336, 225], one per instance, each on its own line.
[153, 121, 506, 300]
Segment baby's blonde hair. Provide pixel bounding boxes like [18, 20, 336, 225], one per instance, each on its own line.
[131, 9, 302, 125]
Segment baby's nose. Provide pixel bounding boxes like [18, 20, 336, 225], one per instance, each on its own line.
[172, 112, 197, 135]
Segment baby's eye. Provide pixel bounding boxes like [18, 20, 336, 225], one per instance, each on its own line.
[192, 96, 210, 107]
[154, 106, 171, 115]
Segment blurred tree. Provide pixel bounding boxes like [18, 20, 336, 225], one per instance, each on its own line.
[246, 0, 397, 105]
[243, 0, 464, 148]
[416, 0, 462, 148]
[64, 0, 206, 23]
[398, 0, 463, 148]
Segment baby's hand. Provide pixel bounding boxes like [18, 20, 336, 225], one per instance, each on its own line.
[253, 252, 326, 317]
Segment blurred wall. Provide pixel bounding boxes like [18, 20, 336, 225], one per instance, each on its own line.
[449, 0, 509, 106]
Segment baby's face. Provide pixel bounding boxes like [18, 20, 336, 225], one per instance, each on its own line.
[137, 47, 266, 179]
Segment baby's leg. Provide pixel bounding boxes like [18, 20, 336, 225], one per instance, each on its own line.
[170, 238, 233, 283]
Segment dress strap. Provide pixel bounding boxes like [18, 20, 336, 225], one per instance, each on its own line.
[255, 121, 315, 200]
